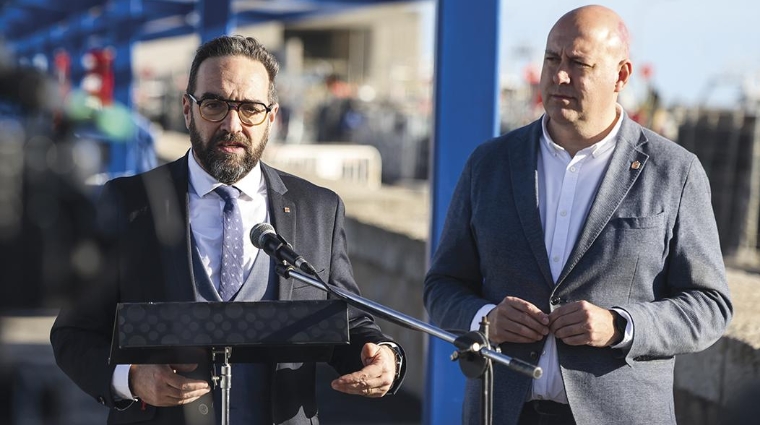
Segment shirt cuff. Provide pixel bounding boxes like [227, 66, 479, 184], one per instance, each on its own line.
[377, 342, 403, 375]
[610, 308, 634, 350]
[471, 304, 497, 331]
[377, 341, 404, 393]
[112, 364, 136, 401]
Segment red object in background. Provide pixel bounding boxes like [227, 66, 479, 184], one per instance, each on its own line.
[523, 64, 540, 85]
[640, 63, 654, 82]
[53, 50, 70, 87]
[81, 48, 114, 106]
[523, 64, 543, 107]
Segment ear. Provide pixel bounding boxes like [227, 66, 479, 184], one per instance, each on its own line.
[615, 60, 633, 92]
[182, 94, 192, 129]
[268, 103, 280, 123]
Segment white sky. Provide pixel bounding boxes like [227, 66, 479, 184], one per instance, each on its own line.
[417, 0, 759, 108]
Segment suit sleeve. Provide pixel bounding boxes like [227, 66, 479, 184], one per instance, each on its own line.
[423, 152, 491, 332]
[325, 195, 406, 393]
[50, 180, 125, 408]
[621, 157, 733, 362]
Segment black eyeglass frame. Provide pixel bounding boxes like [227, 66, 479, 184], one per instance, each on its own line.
[185, 93, 274, 126]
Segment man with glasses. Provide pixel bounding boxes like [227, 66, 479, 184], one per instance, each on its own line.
[51, 35, 405, 425]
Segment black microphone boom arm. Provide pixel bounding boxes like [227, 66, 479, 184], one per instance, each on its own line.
[248, 222, 541, 380]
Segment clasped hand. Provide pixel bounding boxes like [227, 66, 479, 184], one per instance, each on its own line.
[486, 297, 619, 347]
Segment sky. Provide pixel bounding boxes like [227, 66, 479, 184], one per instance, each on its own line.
[417, 0, 759, 108]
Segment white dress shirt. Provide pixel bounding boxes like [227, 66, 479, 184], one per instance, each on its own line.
[187, 150, 269, 291]
[471, 106, 633, 404]
[112, 150, 269, 400]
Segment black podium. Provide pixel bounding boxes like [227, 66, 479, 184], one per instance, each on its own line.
[109, 300, 349, 424]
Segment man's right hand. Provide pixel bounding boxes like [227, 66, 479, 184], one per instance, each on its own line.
[129, 364, 210, 407]
[486, 296, 549, 344]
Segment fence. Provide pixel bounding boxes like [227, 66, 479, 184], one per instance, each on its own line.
[677, 109, 760, 270]
[263, 143, 382, 189]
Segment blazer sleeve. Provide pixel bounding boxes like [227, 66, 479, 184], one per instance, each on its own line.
[325, 195, 407, 393]
[423, 152, 491, 332]
[620, 157, 733, 363]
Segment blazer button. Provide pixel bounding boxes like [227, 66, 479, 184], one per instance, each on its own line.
[97, 396, 106, 405]
[550, 296, 561, 305]
[529, 351, 539, 360]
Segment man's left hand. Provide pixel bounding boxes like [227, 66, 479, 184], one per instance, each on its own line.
[548, 301, 618, 347]
[331, 343, 396, 398]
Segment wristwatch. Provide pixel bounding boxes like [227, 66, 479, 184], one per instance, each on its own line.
[377, 342, 403, 384]
[612, 310, 627, 345]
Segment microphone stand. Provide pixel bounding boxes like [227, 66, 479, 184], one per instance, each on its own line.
[273, 263, 542, 425]
[211, 347, 232, 425]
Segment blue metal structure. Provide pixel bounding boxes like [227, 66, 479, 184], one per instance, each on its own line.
[0, 0, 418, 175]
[426, 1, 501, 423]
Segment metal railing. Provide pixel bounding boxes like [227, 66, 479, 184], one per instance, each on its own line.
[264, 143, 382, 189]
[677, 109, 760, 270]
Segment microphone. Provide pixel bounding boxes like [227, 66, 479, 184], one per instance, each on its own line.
[250, 223, 317, 275]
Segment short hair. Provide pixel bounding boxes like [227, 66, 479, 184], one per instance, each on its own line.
[186, 35, 279, 104]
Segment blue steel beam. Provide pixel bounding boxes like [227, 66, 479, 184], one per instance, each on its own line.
[198, 0, 233, 43]
[138, 23, 195, 42]
[142, 0, 195, 16]
[0, 0, 100, 37]
[0, 0, 193, 48]
[425, 0, 501, 424]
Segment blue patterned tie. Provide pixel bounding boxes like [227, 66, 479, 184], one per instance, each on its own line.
[214, 185, 244, 301]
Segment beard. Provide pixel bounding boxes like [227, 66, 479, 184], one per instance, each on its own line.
[189, 115, 269, 184]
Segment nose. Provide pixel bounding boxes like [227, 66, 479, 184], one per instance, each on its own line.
[553, 67, 570, 85]
[219, 107, 244, 133]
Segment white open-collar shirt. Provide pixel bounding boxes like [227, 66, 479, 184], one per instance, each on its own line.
[471, 106, 632, 404]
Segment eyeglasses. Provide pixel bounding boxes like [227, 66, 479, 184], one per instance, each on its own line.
[186, 93, 273, 126]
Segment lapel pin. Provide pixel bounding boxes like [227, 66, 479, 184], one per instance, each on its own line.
[631, 160, 641, 170]
[283, 207, 291, 213]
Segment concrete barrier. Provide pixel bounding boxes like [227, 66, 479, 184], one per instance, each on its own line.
[264, 143, 383, 189]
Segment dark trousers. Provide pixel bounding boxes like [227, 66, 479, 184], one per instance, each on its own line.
[517, 400, 576, 425]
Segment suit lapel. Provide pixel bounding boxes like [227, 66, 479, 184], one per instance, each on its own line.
[154, 154, 195, 302]
[557, 117, 649, 285]
[261, 163, 297, 301]
[510, 122, 554, 287]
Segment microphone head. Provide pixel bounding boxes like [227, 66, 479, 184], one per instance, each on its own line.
[250, 222, 276, 249]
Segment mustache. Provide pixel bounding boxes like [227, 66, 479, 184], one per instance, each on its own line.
[548, 90, 575, 98]
[213, 132, 250, 146]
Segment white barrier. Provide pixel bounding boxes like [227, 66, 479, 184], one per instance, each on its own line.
[263, 143, 382, 189]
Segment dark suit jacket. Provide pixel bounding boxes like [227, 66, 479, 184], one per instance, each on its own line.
[424, 115, 732, 425]
[51, 154, 404, 425]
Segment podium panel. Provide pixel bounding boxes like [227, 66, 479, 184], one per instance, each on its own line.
[109, 300, 349, 364]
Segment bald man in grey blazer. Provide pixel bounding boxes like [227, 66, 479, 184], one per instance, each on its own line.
[424, 6, 732, 425]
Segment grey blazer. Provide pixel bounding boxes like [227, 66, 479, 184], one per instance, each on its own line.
[424, 115, 732, 425]
[51, 154, 405, 425]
